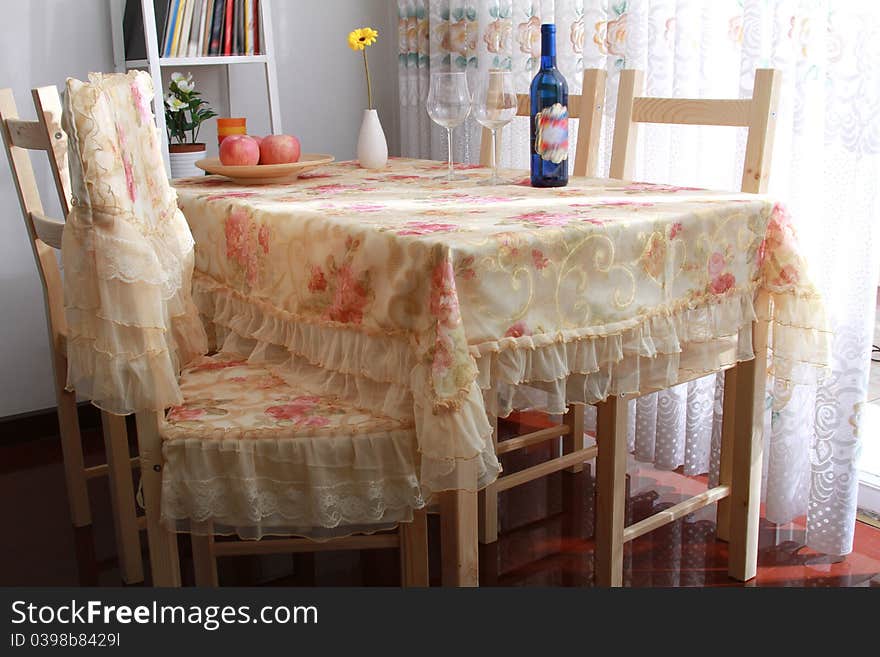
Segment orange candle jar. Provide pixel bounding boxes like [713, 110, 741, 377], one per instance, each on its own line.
[217, 117, 247, 144]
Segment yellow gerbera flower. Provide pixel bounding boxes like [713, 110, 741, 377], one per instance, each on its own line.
[348, 27, 379, 51]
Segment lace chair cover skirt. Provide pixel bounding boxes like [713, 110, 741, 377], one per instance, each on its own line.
[159, 355, 425, 540]
[61, 72, 206, 414]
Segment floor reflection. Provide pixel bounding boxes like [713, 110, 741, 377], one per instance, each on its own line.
[1, 416, 878, 587]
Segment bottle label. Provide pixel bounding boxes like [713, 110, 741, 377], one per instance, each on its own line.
[535, 103, 569, 164]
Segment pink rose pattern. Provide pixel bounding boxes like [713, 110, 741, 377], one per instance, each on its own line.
[164, 357, 409, 434]
[305, 237, 372, 325]
[308, 265, 327, 292]
[427, 258, 476, 391]
[114, 123, 136, 203]
[532, 249, 549, 270]
[224, 209, 270, 286]
[505, 321, 531, 338]
[130, 81, 151, 125]
[761, 203, 810, 290]
[265, 396, 331, 428]
[708, 252, 726, 278]
[167, 406, 207, 422]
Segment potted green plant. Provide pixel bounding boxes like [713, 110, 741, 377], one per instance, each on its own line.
[165, 72, 217, 178]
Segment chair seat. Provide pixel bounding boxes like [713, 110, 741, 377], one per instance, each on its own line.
[159, 354, 424, 540]
[163, 354, 413, 439]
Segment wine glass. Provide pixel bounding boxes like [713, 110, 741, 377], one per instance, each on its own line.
[427, 72, 471, 181]
[472, 70, 518, 185]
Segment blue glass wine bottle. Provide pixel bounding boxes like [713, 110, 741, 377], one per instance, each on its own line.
[530, 23, 569, 187]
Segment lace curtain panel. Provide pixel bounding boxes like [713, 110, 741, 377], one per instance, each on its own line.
[397, 0, 880, 555]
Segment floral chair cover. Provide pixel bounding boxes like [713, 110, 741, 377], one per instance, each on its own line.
[162, 354, 422, 539]
[61, 71, 206, 414]
[60, 72, 425, 537]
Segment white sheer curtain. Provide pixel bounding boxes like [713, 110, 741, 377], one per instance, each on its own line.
[398, 0, 880, 556]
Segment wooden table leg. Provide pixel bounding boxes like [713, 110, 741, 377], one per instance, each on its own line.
[728, 292, 769, 581]
[440, 489, 479, 587]
[595, 395, 628, 587]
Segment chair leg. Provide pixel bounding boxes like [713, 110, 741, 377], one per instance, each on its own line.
[53, 364, 91, 527]
[440, 489, 479, 587]
[594, 395, 628, 587]
[728, 296, 769, 582]
[478, 414, 499, 544]
[191, 532, 219, 587]
[716, 367, 737, 542]
[563, 402, 586, 473]
[101, 411, 144, 584]
[135, 412, 181, 587]
[400, 508, 429, 587]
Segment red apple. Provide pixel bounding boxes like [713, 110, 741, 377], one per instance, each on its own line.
[219, 134, 260, 166]
[260, 135, 301, 164]
[247, 135, 264, 147]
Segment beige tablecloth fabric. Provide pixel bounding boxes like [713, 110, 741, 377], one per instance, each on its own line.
[175, 158, 830, 498]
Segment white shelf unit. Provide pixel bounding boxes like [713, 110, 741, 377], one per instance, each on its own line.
[110, 0, 282, 175]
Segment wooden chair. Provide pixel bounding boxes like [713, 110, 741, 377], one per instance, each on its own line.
[0, 86, 144, 584]
[595, 68, 782, 585]
[160, 356, 430, 588]
[56, 71, 428, 588]
[479, 68, 607, 177]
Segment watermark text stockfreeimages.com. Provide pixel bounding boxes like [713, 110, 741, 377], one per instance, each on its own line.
[11, 599, 317, 632]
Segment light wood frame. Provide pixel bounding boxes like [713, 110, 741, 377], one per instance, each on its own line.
[134, 407, 429, 587]
[478, 403, 594, 547]
[0, 87, 145, 585]
[610, 68, 781, 194]
[479, 68, 607, 177]
[189, 510, 429, 587]
[594, 68, 782, 586]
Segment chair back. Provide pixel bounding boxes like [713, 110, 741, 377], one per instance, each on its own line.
[0, 86, 71, 365]
[479, 68, 607, 177]
[61, 71, 206, 415]
[609, 68, 782, 193]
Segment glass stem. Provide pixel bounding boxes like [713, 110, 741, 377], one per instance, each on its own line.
[492, 129, 499, 182]
[446, 127, 454, 178]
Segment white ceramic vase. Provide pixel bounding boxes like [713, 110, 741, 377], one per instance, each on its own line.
[357, 109, 388, 169]
[168, 143, 206, 179]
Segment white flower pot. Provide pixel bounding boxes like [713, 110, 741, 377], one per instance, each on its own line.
[168, 143, 206, 179]
[357, 109, 388, 170]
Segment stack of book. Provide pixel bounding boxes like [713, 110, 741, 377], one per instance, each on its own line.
[160, 0, 262, 58]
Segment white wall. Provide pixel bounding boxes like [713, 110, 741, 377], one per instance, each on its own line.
[0, 0, 116, 418]
[0, 0, 399, 417]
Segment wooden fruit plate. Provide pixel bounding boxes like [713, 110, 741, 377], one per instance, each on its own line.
[195, 154, 335, 184]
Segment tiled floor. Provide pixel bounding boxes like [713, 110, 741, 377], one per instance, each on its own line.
[1, 413, 878, 587]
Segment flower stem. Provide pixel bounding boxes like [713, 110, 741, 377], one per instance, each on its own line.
[362, 49, 373, 110]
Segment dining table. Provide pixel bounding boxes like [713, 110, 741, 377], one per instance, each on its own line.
[173, 157, 829, 586]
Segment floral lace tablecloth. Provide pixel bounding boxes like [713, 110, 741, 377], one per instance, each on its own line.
[174, 158, 830, 497]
